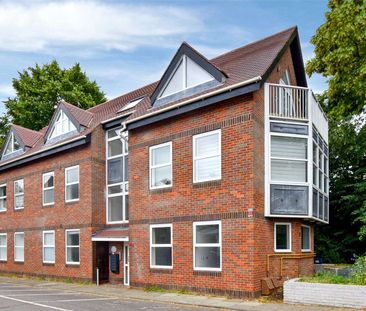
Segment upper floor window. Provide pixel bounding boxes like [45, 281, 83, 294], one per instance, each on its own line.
[279, 69, 290, 85]
[0, 233, 7, 261]
[274, 223, 291, 252]
[106, 128, 128, 223]
[50, 110, 77, 139]
[150, 224, 173, 269]
[193, 220, 221, 271]
[0, 184, 6, 212]
[65, 166, 79, 202]
[159, 55, 214, 99]
[149, 142, 172, 189]
[193, 130, 221, 183]
[14, 179, 24, 210]
[43, 172, 55, 206]
[4, 133, 22, 156]
[14, 232, 24, 262]
[65, 229, 80, 265]
[271, 135, 307, 183]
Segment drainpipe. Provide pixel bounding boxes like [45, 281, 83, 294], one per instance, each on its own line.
[119, 122, 128, 142]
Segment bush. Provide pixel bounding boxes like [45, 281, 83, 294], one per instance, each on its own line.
[351, 256, 366, 285]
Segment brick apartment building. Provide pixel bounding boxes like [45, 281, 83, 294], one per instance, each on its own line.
[0, 27, 328, 297]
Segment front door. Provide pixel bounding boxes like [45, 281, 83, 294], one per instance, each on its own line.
[96, 242, 109, 283]
[124, 244, 129, 286]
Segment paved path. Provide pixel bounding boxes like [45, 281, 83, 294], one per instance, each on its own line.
[0, 276, 356, 311]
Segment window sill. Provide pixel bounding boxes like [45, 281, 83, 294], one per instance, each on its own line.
[43, 262, 55, 266]
[65, 263, 80, 267]
[14, 261, 24, 264]
[0, 260, 7, 263]
[149, 187, 172, 194]
[193, 270, 221, 277]
[192, 180, 221, 188]
[0, 210, 6, 213]
[274, 250, 292, 253]
[150, 268, 173, 274]
[65, 200, 80, 206]
[42, 204, 54, 208]
[14, 208, 24, 212]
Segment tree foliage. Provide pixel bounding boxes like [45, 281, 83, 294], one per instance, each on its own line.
[4, 60, 106, 132]
[308, 0, 366, 262]
[306, 0, 366, 119]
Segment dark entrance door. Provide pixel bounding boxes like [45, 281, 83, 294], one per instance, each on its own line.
[95, 242, 109, 283]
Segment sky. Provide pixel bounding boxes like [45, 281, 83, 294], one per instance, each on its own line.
[0, 0, 329, 115]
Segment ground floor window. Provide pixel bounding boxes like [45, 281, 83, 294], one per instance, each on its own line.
[150, 224, 172, 269]
[0, 233, 7, 261]
[274, 223, 291, 252]
[65, 229, 80, 264]
[14, 232, 24, 262]
[193, 220, 221, 271]
[301, 225, 311, 252]
[43, 231, 55, 263]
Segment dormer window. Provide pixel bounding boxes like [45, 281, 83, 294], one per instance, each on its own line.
[4, 133, 22, 156]
[49, 110, 77, 139]
[159, 55, 214, 99]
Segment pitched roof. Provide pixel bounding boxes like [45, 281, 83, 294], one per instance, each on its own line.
[0, 26, 303, 169]
[12, 124, 43, 147]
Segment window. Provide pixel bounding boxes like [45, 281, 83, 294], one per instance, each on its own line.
[4, 133, 22, 156]
[43, 231, 55, 263]
[193, 130, 221, 183]
[65, 229, 80, 264]
[43, 172, 54, 206]
[0, 234, 7, 261]
[14, 179, 24, 210]
[274, 223, 291, 252]
[279, 69, 290, 85]
[106, 128, 128, 223]
[160, 55, 214, 99]
[119, 97, 144, 112]
[149, 142, 172, 189]
[14, 232, 24, 262]
[271, 136, 307, 182]
[301, 225, 311, 252]
[65, 166, 79, 202]
[193, 221, 221, 271]
[150, 224, 173, 269]
[50, 110, 77, 139]
[0, 184, 6, 212]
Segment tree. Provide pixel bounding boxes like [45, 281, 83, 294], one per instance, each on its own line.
[307, 0, 366, 261]
[306, 0, 366, 119]
[4, 60, 106, 131]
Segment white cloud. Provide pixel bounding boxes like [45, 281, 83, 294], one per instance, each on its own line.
[0, 1, 204, 53]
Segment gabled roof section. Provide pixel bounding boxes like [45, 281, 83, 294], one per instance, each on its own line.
[44, 100, 94, 143]
[150, 42, 227, 106]
[12, 124, 43, 148]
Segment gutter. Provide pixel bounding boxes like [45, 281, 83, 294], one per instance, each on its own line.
[125, 76, 262, 126]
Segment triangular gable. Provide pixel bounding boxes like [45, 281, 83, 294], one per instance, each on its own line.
[1, 127, 25, 160]
[44, 101, 80, 143]
[150, 42, 226, 106]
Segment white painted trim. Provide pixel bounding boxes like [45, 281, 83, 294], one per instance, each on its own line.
[65, 165, 80, 203]
[193, 220, 222, 272]
[274, 222, 292, 253]
[150, 223, 173, 269]
[91, 237, 129, 242]
[124, 244, 130, 286]
[0, 183, 7, 212]
[301, 225, 311, 252]
[0, 233, 7, 261]
[14, 232, 24, 262]
[65, 229, 80, 265]
[42, 172, 55, 206]
[14, 179, 24, 210]
[42, 230, 55, 264]
[149, 142, 173, 190]
[126, 76, 262, 125]
[192, 129, 221, 183]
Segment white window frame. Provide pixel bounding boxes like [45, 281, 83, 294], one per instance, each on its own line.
[42, 172, 55, 206]
[149, 142, 173, 190]
[14, 232, 24, 262]
[65, 229, 80, 265]
[50, 110, 76, 139]
[4, 133, 22, 156]
[0, 233, 7, 261]
[106, 128, 129, 224]
[301, 225, 311, 252]
[150, 224, 173, 269]
[193, 220, 222, 272]
[274, 222, 292, 253]
[65, 165, 79, 203]
[43, 230, 55, 264]
[14, 179, 24, 210]
[193, 129, 222, 183]
[0, 184, 6, 212]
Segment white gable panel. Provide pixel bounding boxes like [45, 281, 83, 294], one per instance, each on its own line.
[186, 57, 214, 88]
[49, 110, 77, 139]
[4, 133, 22, 156]
[161, 59, 184, 98]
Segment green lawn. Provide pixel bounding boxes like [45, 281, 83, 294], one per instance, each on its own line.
[300, 272, 365, 285]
